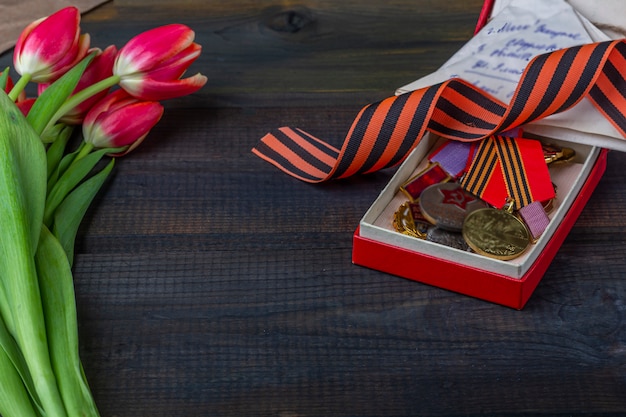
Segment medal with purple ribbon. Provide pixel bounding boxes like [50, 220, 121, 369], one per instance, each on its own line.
[428, 140, 476, 178]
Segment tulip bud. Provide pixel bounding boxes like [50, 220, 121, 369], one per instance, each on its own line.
[13, 7, 90, 83]
[113, 24, 207, 101]
[82, 89, 164, 155]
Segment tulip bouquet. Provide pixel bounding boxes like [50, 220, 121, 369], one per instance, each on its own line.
[0, 6, 206, 417]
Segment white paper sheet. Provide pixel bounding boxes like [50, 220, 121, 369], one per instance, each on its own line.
[396, 0, 625, 149]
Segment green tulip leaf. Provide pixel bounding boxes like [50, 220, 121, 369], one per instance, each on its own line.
[0, 68, 9, 90]
[0, 315, 44, 417]
[0, 89, 66, 417]
[53, 158, 115, 265]
[35, 225, 100, 417]
[0, 345, 41, 417]
[0, 89, 46, 257]
[43, 147, 122, 227]
[26, 52, 95, 135]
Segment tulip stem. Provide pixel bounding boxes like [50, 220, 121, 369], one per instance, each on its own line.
[74, 142, 94, 163]
[8, 73, 31, 102]
[44, 75, 121, 134]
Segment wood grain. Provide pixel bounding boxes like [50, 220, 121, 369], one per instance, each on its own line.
[1, 0, 625, 416]
[78, 0, 483, 108]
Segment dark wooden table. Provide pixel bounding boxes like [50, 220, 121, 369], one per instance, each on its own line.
[3, 1, 625, 415]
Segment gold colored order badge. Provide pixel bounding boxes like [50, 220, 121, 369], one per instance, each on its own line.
[462, 207, 531, 260]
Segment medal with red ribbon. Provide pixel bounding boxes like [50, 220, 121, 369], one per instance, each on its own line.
[460, 135, 555, 210]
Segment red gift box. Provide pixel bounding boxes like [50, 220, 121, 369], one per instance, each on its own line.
[351, 0, 624, 309]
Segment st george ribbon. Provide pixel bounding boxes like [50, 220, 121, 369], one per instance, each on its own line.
[252, 40, 626, 183]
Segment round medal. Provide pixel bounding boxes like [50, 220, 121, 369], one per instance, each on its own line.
[462, 208, 531, 260]
[419, 183, 486, 232]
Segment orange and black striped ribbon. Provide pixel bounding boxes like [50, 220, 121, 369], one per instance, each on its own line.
[458, 136, 501, 205]
[460, 136, 555, 210]
[252, 40, 626, 183]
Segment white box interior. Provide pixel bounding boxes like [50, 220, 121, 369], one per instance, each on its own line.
[359, 132, 600, 279]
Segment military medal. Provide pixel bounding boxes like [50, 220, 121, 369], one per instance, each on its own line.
[395, 137, 565, 258]
[542, 143, 564, 164]
[460, 136, 555, 210]
[551, 147, 575, 164]
[543, 143, 576, 164]
[462, 203, 531, 260]
[393, 201, 431, 238]
[393, 201, 429, 239]
[399, 163, 451, 202]
[419, 182, 487, 232]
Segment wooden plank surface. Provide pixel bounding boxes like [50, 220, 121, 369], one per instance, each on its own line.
[1, 1, 625, 416]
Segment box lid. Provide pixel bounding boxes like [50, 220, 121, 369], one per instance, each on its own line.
[397, 0, 626, 151]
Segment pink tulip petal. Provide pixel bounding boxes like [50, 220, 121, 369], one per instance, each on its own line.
[108, 133, 149, 156]
[83, 89, 123, 127]
[63, 45, 118, 124]
[42, 33, 91, 82]
[20, 8, 79, 65]
[115, 24, 195, 74]
[79, 45, 118, 89]
[14, 18, 42, 59]
[144, 43, 202, 81]
[114, 24, 206, 101]
[121, 73, 207, 101]
[98, 101, 164, 147]
[83, 90, 164, 152]
[13, 7, 90, 82]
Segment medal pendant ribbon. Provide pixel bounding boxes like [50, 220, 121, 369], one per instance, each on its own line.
[461, 136, 555, 210]
[428, 140, 476, 178]
[400, 163, 451, 202]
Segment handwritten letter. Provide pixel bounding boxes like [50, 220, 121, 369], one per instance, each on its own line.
[398, 0, 593, 103]
[396, 0, 623, 144]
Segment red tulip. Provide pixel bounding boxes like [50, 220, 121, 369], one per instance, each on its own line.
[39, 45, 118, 125]
[13, 7, 90, 83]
[113, 24, 207, 100]
[82, 90, 164, 155]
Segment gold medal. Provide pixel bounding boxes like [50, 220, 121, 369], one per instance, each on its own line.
[462, 204, 531, 260]
[393, 201, 431, 239]
[543, 143, 575, 164]
[552, 147, 575, 164]
[542, 143, 564, 164]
